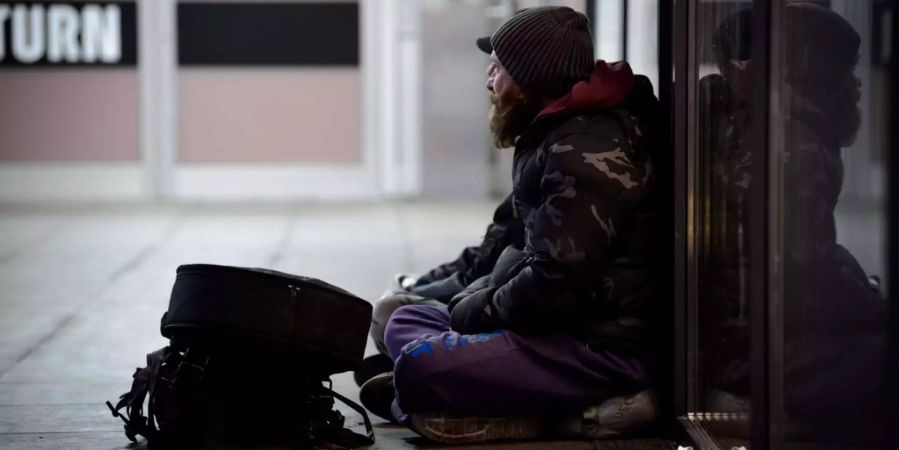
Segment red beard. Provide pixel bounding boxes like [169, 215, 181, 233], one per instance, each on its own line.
[489, 86, 542, 149]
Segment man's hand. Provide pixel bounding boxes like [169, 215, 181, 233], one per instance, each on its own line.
[447, 275, 491, 311]
[449, 285, 499, 334]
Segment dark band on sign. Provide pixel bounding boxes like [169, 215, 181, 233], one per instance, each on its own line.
[0, 1, 136, 67]
[177, 3, 359, 66]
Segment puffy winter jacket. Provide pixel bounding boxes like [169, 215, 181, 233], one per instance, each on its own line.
[414, 61, 659, 351]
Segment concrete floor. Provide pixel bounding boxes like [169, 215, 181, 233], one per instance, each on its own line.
[0, 202, 670, 450]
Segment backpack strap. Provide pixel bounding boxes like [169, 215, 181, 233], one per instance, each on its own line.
[318, 388, 375, 448]
[106, 347, 169, 443]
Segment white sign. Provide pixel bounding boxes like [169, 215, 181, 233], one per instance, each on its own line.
[0, 3, 122, 64]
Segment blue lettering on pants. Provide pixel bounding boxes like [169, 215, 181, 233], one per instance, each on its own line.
[403, 331, 502, 359]
[403, 339, 434, 358]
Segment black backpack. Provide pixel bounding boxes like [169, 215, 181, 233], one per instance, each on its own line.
[106, 264, 375, 449]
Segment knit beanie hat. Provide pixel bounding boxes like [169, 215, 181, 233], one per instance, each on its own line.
[477, 7, 595, 99]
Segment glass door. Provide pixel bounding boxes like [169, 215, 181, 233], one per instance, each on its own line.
[674, 0, 897, 448]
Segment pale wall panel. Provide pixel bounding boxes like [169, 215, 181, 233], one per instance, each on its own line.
[0, 70, 139, 161]
[178, 69, 360, 164]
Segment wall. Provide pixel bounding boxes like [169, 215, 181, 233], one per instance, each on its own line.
[0, 0, 374, 202]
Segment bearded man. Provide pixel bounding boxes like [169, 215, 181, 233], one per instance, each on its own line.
[356, 6, 661, 444]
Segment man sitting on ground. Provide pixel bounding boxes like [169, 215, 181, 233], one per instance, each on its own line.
[357, 6, 661, 444]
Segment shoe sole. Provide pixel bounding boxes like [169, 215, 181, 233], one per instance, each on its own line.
[410, 413, 542, 444]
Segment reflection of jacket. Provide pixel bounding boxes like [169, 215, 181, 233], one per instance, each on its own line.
[699, 73, 883, 333]
[698, 73, 884, 406]
[781, 91, 884, 336]
[415, 61, 660, 351]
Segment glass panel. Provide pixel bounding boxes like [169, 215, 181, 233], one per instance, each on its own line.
[775, 1, 894, 447]
[626, 0, 660, 96]
[693, 1, 758, 447]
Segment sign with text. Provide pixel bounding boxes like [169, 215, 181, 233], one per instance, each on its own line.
[0, 1, 136, 67]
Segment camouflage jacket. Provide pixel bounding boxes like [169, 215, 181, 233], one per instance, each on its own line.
[415, 67, 658, 351]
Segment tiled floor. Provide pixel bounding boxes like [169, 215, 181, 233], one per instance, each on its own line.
[0, 202, 673, 450]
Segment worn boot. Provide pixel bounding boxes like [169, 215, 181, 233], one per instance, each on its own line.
[359, 372, 397, 424]
[409, 413, 543, 444]
[576, 389, 659, 439]
[353, 354, 394, 387]
[407, 389, 659, 444]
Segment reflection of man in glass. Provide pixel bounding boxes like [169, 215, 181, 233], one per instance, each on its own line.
[701, 3, 887, 443]
[780, 5, 886, 443]
[353, 6, 663, 445]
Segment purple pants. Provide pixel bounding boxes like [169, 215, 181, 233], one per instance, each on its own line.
[384, 304, 649, 422]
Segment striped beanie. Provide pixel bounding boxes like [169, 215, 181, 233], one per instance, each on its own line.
[478, 7, 594, 99]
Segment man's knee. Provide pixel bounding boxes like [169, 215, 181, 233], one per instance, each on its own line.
[383, 305, 423, 352]
[393, 339, 440, 412]
[371, 294, 421, 356]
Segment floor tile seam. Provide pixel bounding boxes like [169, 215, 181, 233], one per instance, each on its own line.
[102, 217, 185, 287]
[0, 220, 67, 268]
[0, 431, 123, 436]
[0, 403, 120, 407]
[0, 215, 184, 381]
[265, 212, 297, 268]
